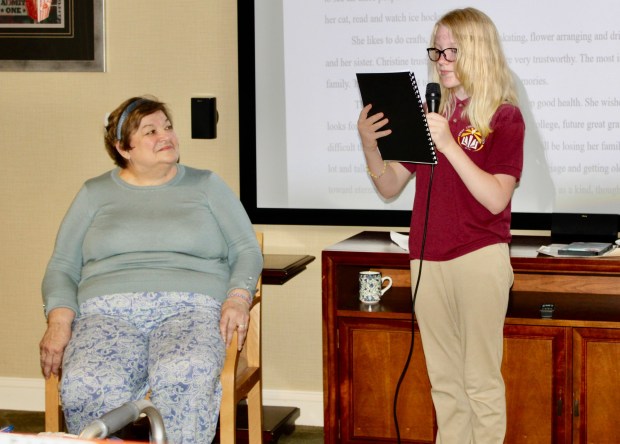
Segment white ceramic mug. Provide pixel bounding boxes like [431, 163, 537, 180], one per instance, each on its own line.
[359, 270, 393, 304]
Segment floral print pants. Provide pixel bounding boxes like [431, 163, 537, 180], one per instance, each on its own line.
[60, 292, 225, 444]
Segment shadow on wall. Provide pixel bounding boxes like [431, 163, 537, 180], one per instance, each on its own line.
[511, 71, 556, 214]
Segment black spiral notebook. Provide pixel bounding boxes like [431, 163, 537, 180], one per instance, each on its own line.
[356, 71, 437, 165]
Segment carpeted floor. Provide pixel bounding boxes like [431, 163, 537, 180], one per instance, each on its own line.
[0, 410, 323, 443]
[0, 410, 45, 434]
[271, 425, 323, 444]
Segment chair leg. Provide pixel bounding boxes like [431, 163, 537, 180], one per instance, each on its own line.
[246, 381, 263, 444]
[45, 374, 62, 432]
[219, 397, 237, 444]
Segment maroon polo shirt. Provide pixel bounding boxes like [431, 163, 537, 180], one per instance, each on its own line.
[403, 99, 524, 261]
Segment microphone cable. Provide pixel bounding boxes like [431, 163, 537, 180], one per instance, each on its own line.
[393, 163, 435, 444]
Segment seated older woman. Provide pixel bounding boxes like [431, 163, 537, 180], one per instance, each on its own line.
[38, 96, 263, 443]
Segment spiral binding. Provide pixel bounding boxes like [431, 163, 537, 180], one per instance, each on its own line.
[409, 71, 437, 163]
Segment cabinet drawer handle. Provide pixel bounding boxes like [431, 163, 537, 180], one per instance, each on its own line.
[573, 399, 580, 417]
[556, 397, 563, 417]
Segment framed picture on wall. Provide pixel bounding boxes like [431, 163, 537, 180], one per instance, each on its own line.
[0, 0, 105, 72]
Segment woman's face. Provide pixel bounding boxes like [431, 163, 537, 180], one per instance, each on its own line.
[434, 25, 466, 99]
[124, 110, 180, 171]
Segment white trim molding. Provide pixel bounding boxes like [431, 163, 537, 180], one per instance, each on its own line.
[263, 389, 324, 427]
[0, 377, 44, 411]
[0, 378, 324, 427]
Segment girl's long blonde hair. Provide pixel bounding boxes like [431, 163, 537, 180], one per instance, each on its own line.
[429, 8, 518, 138]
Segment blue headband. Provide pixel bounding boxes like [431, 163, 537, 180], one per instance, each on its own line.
[116, 98, 147, 141]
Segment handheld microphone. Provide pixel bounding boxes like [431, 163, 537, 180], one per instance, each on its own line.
[425, 82, 441, 113]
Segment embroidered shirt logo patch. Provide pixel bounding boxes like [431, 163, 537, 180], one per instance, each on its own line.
[458, 126, 485, 152]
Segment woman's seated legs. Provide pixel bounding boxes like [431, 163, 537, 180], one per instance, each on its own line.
[60, 292, 225, 443]
[60, 311, 149, 435]
[148, 294, 225, 444]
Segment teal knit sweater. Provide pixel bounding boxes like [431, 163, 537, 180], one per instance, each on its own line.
[42, 165, 263, 316]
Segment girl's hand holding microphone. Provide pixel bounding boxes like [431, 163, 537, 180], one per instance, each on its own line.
[425, 111, 456, 155]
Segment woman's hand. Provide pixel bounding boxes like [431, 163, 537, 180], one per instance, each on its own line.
[357, 104, 392, 153]
[39, 308, 75, 378]
[220, 292, 251, 351]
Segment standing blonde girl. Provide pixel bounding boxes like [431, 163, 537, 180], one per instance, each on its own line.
[357, 8, 524, 443]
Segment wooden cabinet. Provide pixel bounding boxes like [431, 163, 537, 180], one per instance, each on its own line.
[338, 316, 434, 443]
[572, 328, 620, 443]
[322, 232, 620, 443]
[502, 324, 570, 442]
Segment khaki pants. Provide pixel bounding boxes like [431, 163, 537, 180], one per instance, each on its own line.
[411, 243, 513, 444]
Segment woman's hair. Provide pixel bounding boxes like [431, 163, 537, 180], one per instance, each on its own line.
[429, 8, 518, 137]
[104, 96, 173, 168]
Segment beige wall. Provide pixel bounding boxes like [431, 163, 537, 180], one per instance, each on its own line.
[0, 1, 392, 396]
